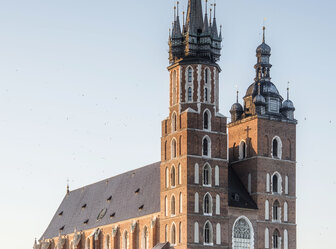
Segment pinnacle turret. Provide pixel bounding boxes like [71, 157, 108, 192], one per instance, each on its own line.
[168, 0, 222, 64]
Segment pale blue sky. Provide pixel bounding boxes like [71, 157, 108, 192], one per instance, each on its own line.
[0, 0, 335, 248]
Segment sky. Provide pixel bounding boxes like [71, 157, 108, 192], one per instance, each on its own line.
[0, 0, 335, 248]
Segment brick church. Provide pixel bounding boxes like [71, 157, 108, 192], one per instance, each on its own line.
[35, 1, 297, 249]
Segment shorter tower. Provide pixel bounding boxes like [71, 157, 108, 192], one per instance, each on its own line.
[228, 27, 297, 249]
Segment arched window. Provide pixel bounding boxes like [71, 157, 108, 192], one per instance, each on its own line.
[171, 112, 177, 132]
[202, 136, 210, 157]
[248, 173, 251, 194]
[142, 227, 148, 249]
[203, 193, 212, 215]
[273, 200, 281, 222]
[179, 136, 182, 156]
[105, 234, 110, 249]
[205, 68, 209, 84]
[171, 166, 176, 187]
[171, 139, 177, 158]
[203, 164, 212, 186]
[165, 168, 169, 188]
[194, 163, 199, 184]
[188, 68, 193, 83]
[194, 222, 199, 243]
[265, 200, 269, 220]
[284, 202, 288, 222]
[284, 229, 288, 249]
[123, 231, 129, 249]
[172, 71, 177, 105]
[171, 223, 176, 245]
[178, 164, 182, 184]
[188, 87, 192, 102]
[272, 173, 282, 194]
[179, 192, 183, 213]
[86, 238, 91, 249]
[272, 229, 280, 249]
[204, 221, 213, 244]
[265, 228, 269, 249]
[216, 194, 220, 215]
[165, 225, 168, 242]
[215, 166, 219, 186]
[232, 217, 254, 249]
[171, 195, 176, 216]
[164, 141, 167, 161]
[272, 136, 282, 159]
[266, 173, 270, 192]
[285, 176, 289, 195]
[194, 192, 199, 213]
[216, 223, 221, 245]
[204, 87, 208, 102]
[165, 196, 168, 216]
[179, 222, 182, 243]
[239, 141, 247, 160]
[203, 110, 210, 130]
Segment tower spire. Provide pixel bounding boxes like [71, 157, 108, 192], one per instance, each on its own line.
[263, 26, 266, 43]
[287, 81, 290, 100]
[186, 0, 203, 34]
[236, 90, 239, 103]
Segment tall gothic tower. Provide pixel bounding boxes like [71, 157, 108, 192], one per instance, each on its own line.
[228, 27, 297, 249]
[160, 0, 227, 249]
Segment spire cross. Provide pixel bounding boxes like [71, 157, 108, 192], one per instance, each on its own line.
[213, 2, 216, 18]
[236, 90, 239, 103]
[205, 0, 208, 15]
[174, 6, 177, 21]
[244, 126, 251, 138]
[287, 81, 290, 100]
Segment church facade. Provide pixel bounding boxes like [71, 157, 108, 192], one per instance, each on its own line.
[35, 1, 297, 249]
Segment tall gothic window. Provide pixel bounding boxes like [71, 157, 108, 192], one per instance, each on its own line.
[179, 192, 182, 213]
[273, 200, 280, 221]
[172, 112, 177, 132]
[203, 137, 210, 157]
[203, 164, 211, 186]
[142, 227, 148, 249]
[203, 193, 212, 215]
[179, 222, 182, 243]
[273, 139, 278, 158]
[123, 231, 129, 249]
[105, 235, 110, 249]
[165, 225, 168, 242]
[171, 195, 176, 216]
[205, 87, 208, 102]
[233, 218, 253, 249]
[204, 221, 213, 244]
[272, 174, 278, 193]
[205, 68, 209, 84]
[203, 111, 209, 130]
[179, 136, 182, 156]
[171, 139, 177, 158]
[165, 168, 169, 188]
[188, 68, 192, 83]
[272, 136, 282, 159]
[171, 224, 176, 245]
[272, 229, 280, 249]
[171, 166, 176, 187]
[239, 141, 247, 160]
[178, 164, 182, 184]
[188, 87, 192, 102]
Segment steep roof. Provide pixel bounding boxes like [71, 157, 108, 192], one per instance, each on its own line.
[228, 167, 258, 210]
[41, 162, 161, 239]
